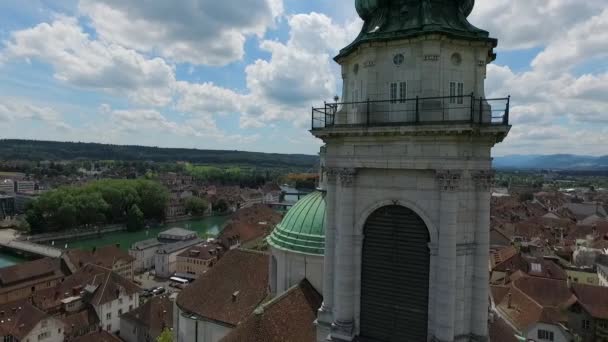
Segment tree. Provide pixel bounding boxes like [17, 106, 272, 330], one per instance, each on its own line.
[184, 197, 208, 215]
[214, 199, 229, 213]
[156, 328, 173, 342]
[126, 204, 145, 232]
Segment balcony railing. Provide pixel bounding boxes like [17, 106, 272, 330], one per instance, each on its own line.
[311, 94, 510, 130]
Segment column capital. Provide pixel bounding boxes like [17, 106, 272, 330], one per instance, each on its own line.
[435, 170, 463, 192]
[471, 170, 495, 191]
[328, 168, 357, 187]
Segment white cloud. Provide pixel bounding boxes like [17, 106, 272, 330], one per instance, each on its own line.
[2, 16, 175, 106]
[0, 97, 70, 129]
[78, 0, 283, 66]
[470, 0, 605, 50]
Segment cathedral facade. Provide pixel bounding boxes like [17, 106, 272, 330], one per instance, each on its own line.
[311, 1, 511, 341]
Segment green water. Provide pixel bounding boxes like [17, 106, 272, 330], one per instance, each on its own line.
[0, 216, 228, 267]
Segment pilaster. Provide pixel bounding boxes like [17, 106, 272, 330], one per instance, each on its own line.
[331, 168, 357, 341]
[318, 171, 337, 331]
[433, 170, 462, 342]
[470, 170, 494, 340]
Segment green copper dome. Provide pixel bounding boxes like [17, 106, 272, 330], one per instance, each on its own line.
[268, 191, 326, 255]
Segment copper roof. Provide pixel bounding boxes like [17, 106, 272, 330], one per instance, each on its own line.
[221, 280, 322, 342]
[176, 249, 269, 326]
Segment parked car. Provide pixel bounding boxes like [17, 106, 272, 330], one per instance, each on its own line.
[152, 287, 165, 295]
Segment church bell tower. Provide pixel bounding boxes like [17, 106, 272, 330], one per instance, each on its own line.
[312, 0, 510, 341]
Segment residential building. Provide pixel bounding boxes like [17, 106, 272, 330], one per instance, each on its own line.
[63, 245, 135, 280]
[15, 180, 35, 193]
[568, 284, 608, 341]
[62, 307, 100, 340]
[33, 264, 140, 334]
[310, 0, 510, 339]
[598, 254, 608, 287]
[120, 295, 173, 342]
[0, 300, 65, 342]
[158, 228, 197, 242]
[0, 257, 66, 304]
[489, 247, 567, 285]
[175, 243, 222, 278]
[491, 275, 574, 342]
[0, 179, 14, 194]
[261, 183, 282, 204]
[221, 280, 322, 342]
[129, 238, 163, 274]
[0, 195, 15, 219]
[154, 238, 204, 278]
[175, 249, 268, 342]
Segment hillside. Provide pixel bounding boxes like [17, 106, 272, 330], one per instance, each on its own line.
[0, 139, 319, 169]
[494, 154, 608, 170]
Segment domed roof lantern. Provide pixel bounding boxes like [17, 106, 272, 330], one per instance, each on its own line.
[339, 0, 496, 61]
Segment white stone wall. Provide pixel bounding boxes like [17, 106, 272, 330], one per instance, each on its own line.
[598, 264, 608, 287]
[130, 246, 160, 273]
[95, 293, 139, 334]
[24, 317, 64, 342]
[525, 323, 572, 342]
[175, 305, 232, 342]
[316, 132, 500, 341]
[270, 246, 324, 296]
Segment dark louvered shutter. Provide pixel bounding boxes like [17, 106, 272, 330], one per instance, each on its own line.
[360, 205, 430, 342]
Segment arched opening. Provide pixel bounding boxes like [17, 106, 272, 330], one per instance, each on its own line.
[360, 205, 430, 341]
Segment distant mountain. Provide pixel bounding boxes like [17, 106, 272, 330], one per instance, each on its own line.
[0, 139, 319, 169]
[494, 154, 608, 170]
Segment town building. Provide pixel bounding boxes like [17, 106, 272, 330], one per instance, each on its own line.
[261, 183, 282, 203]
[32, 263, 140, 334]
[71, 330, 122, 342]
[14, 193, 39, 213]
[154, 238, 204, 278]
[158, 228, 198, 242]
[568, 284, 608, 341]
[598, 254, 608, 287]
[175, 243, 222, 279]
[175, 249, 268, 342]
[129, 238, 163, 274]
[0, 300, 65, 342]
[491, 274, 574, 342]
[0, 179, 14, 194]
[0, 257, 66, 304]
[0, 195, 15, 219]
[120, 295, 173, 342]
[15, 180, 36, 194]
[62, 307, 100, 340]
[63, 245, 135, 280]
[221, 280, 322, 342]
[310, 0, 510, 340]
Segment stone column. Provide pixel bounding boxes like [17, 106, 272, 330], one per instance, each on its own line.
[434, 170, 462, 342]
[317, 170, 337, 335]
[331, 168, 357, 341]
[470, 171, 494, 341]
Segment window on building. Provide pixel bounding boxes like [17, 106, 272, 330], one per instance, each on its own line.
[599, 320, 607, 329]
[449, 82, 464, 104]
[399, 82, 406, 103]
[118, 298, 123, 305]
[390, 83, 397, 104]
[106, 313, 112, 320]
[538, 329, 554, 341]
[58, 329, 61, 334]
[118, 309, 123, 316]
[129, 305, 133, 311]
[129, 295, 133, 301]
[37, 332, 50, 341]
[583, 320, 591, 330]
[106, 324, 111, 332]
[40, 320, 47, 328]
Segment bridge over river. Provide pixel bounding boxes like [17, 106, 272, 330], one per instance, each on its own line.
[0, 229, 63, 259]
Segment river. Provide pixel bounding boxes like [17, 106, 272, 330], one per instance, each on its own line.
[0, 216, 228, 268]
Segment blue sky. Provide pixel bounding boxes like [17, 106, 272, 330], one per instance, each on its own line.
[0, 0, 606, 156]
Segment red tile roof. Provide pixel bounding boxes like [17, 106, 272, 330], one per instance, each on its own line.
[63, 245, 134, 272]
[0, 257, 64, 287]
[488, 315, 519, 342]
[571, 284, 608, 320]
[72, 330, 122, 342]
[221, 279, 322, 342]
[176, 249, 269, 326]
[0, 300, 52, 340]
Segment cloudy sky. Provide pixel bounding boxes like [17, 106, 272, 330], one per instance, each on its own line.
[0, 0, 606, 156]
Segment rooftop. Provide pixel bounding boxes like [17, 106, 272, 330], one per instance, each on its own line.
[176, 249, 268, 326]
[221, 279, 322, 342]
[570, 284, 608, 320]
[63, 245, 134, 272]
[130, 238, 162, 250]
[177, 243, 223, 261]
[121, 295, 173, 338]
[0, 257, 64, 288]
[72, 330, 122, 342]
[157, 238, 204, 254]
[0, 300, 51, 340]
[159, 227, 197, 239]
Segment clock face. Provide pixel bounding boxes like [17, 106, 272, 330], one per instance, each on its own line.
[393, 53, 405, 66]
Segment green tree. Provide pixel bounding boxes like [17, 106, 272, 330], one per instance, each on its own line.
[156, 328, 173, 342]
[126, 204, 145, 232]
[184, 197, 208, 215]
[214, 199, 229, 213]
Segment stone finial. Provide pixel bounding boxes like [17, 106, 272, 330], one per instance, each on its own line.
[435, 170, 462, 192]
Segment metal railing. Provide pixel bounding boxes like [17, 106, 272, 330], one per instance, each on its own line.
[311, 94, 510, 130]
